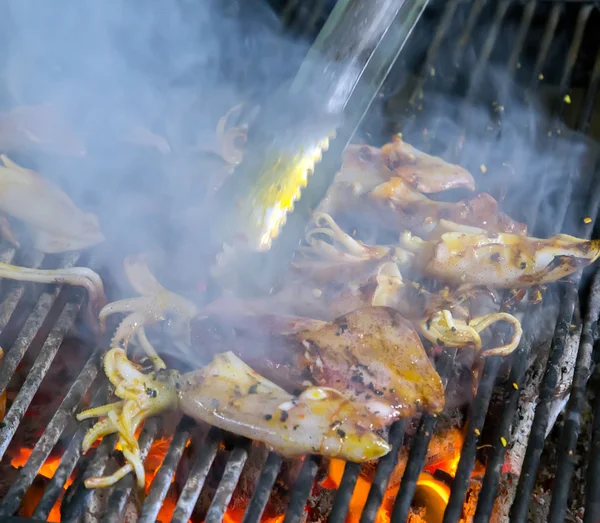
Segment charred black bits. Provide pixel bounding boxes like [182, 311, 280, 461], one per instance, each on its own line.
[280, 410, 289, 422]
[491, 253, 501, 262]
[337, 429, 346, 439]
[248, 384, 259, 394]
[146, 388, 157, 398]
[265, 414, 273, 421]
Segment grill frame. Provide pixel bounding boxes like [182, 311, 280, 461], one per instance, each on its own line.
[0, 0, 599, 522]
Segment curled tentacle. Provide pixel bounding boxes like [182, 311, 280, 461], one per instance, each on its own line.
[416, 310, 523, 357]
[99, 255, 198, 367]
[0, 263, 106, 334]
[76, 348, 179, 489]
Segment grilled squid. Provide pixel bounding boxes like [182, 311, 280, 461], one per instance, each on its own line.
[98, 254, 198, 369]
[400, 221, 600, 287]
[0, 263, 105, 331]
[77, 348, 391, 489]
[371, 263, 522, 357]
[0, 155, 105, 253]
[293, 212, 413, 276]
[336, 137, 475, 194]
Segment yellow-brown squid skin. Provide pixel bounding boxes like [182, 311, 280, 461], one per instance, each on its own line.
[77, 349, 390, 489]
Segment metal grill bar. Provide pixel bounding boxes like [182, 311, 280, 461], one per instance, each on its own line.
[205, 440, 250, 523]
[327, 462, 361, 523]
[102, 418, 160, 523]
[241, 452, 283, 523]
[442, 357, 503, 522]
[32, 384, 109, 520]
[61, 432, 119, 521]
[0, 347, 101, 516]
[359, 421, 406, 523]
[548, 270, 600, 522]
[139, 417, 193, 523]
[390, 348, 456, 523]
[171, 427, 220, 523]
[0, 251, 80, 414]
[281, 455, 320, 523]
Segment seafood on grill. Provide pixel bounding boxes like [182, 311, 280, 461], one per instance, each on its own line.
[77, 348, 391, 489]
[399, 221, 600, 287]
[98, 254, 199, 370]
[193, 306, 445, 423]
[336, 137, 475, 195]
[302, 212, 600, 288]
[0, 103, 86, 157]
[0, 262, 106, 331]
[0, 155, 105, 253]
[320, 180, 526, 239]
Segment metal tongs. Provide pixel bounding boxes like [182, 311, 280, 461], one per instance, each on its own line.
[209, 0, 429, 294]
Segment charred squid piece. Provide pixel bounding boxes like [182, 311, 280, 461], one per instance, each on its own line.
[380, 136, 476, 193]
[415, 310, 523, 357]
[367, 179, 527, 238]
[0, 155, 105, 253]
[294, 212, 413, 270]
[371, 263, 522, 357]
[295, 307, 446, 423]
[77, 348, 390, 489]
[400, 220, 600, 287]
[0, 263, 105, 332]
[99, 254, 198, 369]
[333, 137, 476, 195]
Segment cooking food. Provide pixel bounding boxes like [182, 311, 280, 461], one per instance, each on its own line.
[73, 130, 600, 491]
[400, 222, 600, 287]
[193, 306, 446, 424]
[0, 104, 86, 157]
[0, 262, 105, 330]
[0, 155, 105, 253]
[77, 348, 390, 489]
[98, 254, 198, 370]
[336, 137, 475, 194]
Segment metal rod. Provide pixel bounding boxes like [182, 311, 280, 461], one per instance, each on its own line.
[509, 284, 578, 522]
[442, 356, 503, 523]
[282, 455, 321, 523]
[549, 270, 600, 523]
[101, 418, 160, 523]
[241, 452, 283, 523]
[327, 462, 361, 523]
[139, 417, 194, 523]
[390, 348, 456, 523]
[32, 383, 108, 520]
[0, 298, 83, 460]
[0, 347, 101, 516]
[205, 441, 250, 523]
[171, 427, 221, 523]
[359, 420, 406, 523]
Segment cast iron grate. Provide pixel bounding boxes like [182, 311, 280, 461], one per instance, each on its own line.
[0, 0, 600, 522]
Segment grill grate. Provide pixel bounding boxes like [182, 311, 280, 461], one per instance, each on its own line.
[1, 0, 600, 522]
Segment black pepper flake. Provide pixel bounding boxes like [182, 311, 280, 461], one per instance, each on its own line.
[293, 424, 300, 430]
[248, 384, 259, 394]
[337, 429, 346, 439]
[280, 410, 289, 422]
[330, 420, 342, 429]
[374, 389, 384, 396]
[520, 261, 527, 269]
[451, 326, 457, 332]
[146, 388, 157, 398]
[265, 414, 273, 421]
[491, 252, 501, 262]
[389, 388, 396, 393]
